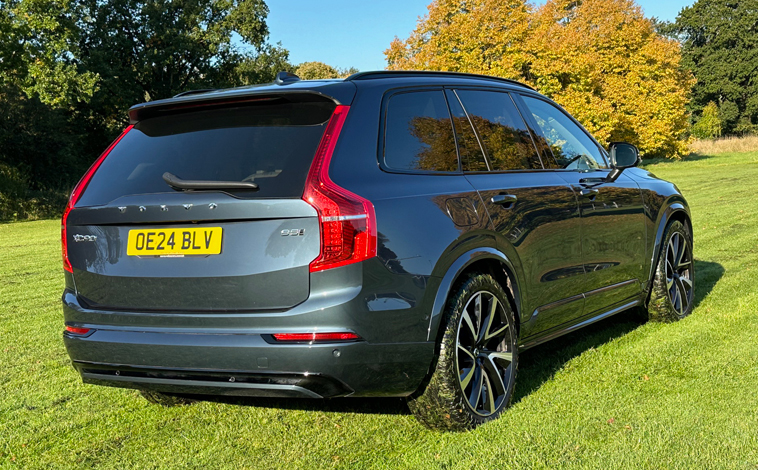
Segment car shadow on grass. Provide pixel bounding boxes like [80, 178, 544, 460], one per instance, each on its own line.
[514, 258, 723, 403]
[189, 260, 723, 416]
[192, 394, 411, 416]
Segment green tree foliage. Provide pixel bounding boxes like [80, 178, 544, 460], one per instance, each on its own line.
[692, 102, 722, 140]
[0, 0, 293, 219]
[674, 0, 758, 135]
[295, 61, 358, 80]
[76, 0, 289, 131]
[296, 61, 340, 79]
[387, 0, 694, 158]
[0, 0, 98, 107]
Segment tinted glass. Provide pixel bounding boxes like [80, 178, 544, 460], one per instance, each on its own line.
[384, 91, 458, 172]
[78, 100, 335, 206]
[446, 91, 488, 172]
[521, 96, 607, 170]
[456, 90, 541, 171]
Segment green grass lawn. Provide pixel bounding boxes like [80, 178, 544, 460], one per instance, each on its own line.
[2, 150, 758, 469]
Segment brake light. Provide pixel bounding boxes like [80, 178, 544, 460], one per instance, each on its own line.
[302, 106, 377, 272]
[64, 326, 91, 335]
[62, 125, 133, 272]
[272, 332, 361, 342]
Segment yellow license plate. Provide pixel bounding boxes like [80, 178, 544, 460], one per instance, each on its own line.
[127, 227, 223, 256]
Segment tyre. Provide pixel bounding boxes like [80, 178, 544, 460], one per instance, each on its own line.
[139, 390, 196, 406]
[646, 220, 695, 322]
[408, 273, 518, 431]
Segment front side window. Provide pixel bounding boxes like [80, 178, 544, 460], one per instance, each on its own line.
[521, 96, 607, 170]
[456, 90, 542, 171]
[383, 91, 458, 172]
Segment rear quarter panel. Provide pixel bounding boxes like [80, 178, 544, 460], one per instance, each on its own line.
[328, 81, 516, 344]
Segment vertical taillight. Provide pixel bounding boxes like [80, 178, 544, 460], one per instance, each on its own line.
[302, 106, 377, 272]
[62, 125, 133, 273]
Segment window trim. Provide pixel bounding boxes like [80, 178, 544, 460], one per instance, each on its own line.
[514, 92, 610, 171]
[451, 87, 547, 173]
[444, 89, 490, 172]
[378, 86, 463, 176]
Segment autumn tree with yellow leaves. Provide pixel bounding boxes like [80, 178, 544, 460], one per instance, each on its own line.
[386, 0, 694, 158]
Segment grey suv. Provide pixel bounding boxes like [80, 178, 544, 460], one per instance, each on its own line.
[61, 71, 694, 430]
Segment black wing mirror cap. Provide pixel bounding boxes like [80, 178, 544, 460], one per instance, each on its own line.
[606, 142, 641, 182]
[609, 142, 641, 169]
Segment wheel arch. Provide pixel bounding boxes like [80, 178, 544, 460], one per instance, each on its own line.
[426, 248, 522, 342]
[645, 202, 692, 305]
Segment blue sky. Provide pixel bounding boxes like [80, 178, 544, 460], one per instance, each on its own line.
[266, 0, 694, 72]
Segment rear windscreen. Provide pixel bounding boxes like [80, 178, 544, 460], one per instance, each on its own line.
[77, 98, 335, 207]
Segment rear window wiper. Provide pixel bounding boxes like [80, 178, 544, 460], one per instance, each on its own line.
[162, 172, 259, 192]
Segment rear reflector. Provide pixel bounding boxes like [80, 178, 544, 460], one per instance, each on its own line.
[64, 326, 92, 335]
[272, 332, 361, 342]
[303, 105, 377, 272]
[62, 125, 133, 272]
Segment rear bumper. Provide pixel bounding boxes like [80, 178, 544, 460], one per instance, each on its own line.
[62, 287, 435, 398]
[73, 362, 352, 398]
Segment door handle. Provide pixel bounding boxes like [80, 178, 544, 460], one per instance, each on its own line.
[580, 188, 599, 198]
[491, 194, 518, 208]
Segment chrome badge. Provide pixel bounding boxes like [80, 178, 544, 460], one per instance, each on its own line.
[73, 234, 97, 242]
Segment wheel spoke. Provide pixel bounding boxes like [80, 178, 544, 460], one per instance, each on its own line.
[489, 350, 513, 364]
[485, 324, 509, 341]
[477, 296, 497, 344]
[468, 366, 483, 411]
[473, 294, 482, 336]
[666, 276, 674, 291]
[667, 242, 676, 271]
[483, 354, 507, 397]
[675, 237, 687, 271]
[482, 371, 496, 414]
[673, 284, 682, 313]
[479, 296, 498, 343]
[673, 233, 681, 262]
[459, 365, 475, 390]
[675, 277, 689, 310]
[458, 344, 475, 362]
[461, 310, 477, 341]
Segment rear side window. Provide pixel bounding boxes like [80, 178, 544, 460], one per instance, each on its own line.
[446, 91, 488, 172]
[77, 98, 335, 207]
[455, 90, 542, 171]
[383, 91, 458, 172]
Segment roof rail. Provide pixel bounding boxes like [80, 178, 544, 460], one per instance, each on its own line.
[344, 70, 534, 91]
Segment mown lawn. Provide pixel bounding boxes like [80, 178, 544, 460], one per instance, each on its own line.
[2, 150, 758, 469]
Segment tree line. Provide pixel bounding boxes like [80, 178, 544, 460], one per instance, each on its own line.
[0, 0, 354, 219]
[387, 0, 757, 154]
[0, 0, 754, 220]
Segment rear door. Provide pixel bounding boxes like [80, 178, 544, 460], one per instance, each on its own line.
[65, 96, 334, 312]
[517, 94, 647, 315]
[449, 89, 586, 335]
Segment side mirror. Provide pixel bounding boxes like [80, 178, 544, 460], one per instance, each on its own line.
[606, 142, 640, 182]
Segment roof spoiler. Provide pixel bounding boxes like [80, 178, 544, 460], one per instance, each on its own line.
[127, 90, 341, 124]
